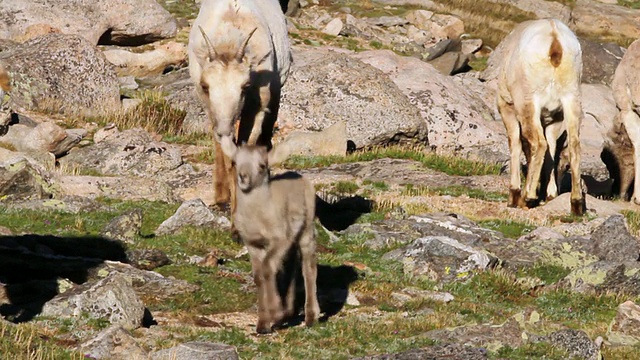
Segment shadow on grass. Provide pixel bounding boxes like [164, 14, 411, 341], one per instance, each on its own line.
[316, 195, 374, 231]
[276, 247, 360, 329]
[0, 235, 127, 323]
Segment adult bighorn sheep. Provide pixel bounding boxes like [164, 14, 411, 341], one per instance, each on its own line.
[497, 19, 585, 215]
[609, 39, 640, 203]
[220, 135, 319, 334]
[188, 0, 291, 210]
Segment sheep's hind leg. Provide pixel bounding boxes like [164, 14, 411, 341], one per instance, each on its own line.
[498, 96, 525, 208]
[562, 95, 585, 215]
[544, 121, 564, 202]
[300, 227, 320, 326]
[622, 109, 640, 205]
[519, 101, 545, 208]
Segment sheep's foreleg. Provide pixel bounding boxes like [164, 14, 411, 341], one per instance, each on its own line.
[214, 140, 231, 206]
[262, 242, 290, 328]
[247, 86, 271, 146]
[300, 227, 319, 327]
[520, 101, 545, 206]
[249, 247, 270, 334]
[563, 95, 585, 215]
[499, 97, 524, 208]
[622, 109, 640, 205]
[544, 121, 564, 201]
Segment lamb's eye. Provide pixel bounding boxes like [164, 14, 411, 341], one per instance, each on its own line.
[201, 83, 209, 94]
[259, 164, 267, 172]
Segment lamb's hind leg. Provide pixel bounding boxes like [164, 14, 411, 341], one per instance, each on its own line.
[562, 95, 585, 215]
[544, 121, 564, 201]
[299, 226, 319, 326]
[262, 241, 290, 328]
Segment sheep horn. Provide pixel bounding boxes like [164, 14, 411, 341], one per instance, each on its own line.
[236, 27, 258, 61]
[199, 26, 218, 61]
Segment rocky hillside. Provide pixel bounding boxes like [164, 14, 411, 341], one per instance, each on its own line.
[2, 0, 640, 359]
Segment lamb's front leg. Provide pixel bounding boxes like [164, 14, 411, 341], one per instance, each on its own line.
[262, 242, 290, 328]
[248, 248, 270, 334]
[622, 109, 640, 205]
[247, 86, 271, 146]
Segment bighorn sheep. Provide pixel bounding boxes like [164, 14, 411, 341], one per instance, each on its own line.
[608, 39, 640, 203]
[220, 135, 319, 334]
[0, 63, 9, 101]
[188, 0, 291, 209]
[497, 19, 585, 215]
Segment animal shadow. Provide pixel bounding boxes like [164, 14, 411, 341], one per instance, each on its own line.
[275, 248, 360, 329]
[0, 234, 128, 323]
[315, 195, 374, 231]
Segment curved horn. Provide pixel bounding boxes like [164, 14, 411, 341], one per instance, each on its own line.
[235, 27, 258, 61]
[198, 26, 218, 61]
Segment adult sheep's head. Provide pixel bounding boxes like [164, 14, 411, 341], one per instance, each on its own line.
[198, 26, 259, 142]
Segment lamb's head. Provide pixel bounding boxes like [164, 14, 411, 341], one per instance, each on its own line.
[198, 27, 257, 141]
[220, 135, 291, 193]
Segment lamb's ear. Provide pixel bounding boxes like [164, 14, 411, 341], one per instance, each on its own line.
[220, 136, 238, 160]
[267, 143, 290, 167]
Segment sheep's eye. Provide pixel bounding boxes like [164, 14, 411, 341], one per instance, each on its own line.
[259, 163, 267, 172]
[201, 83, 209, 94]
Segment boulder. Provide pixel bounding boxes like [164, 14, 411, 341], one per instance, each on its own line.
[279, 48, 428, 149]
[275, 120, 348, 157]
[485, 0, 570, 23]
[608, 301, 640, 346]
[579, 38, 625, 86]
[352, 343, 488, 360]
[101, 209, 144, 244]
[57, 175, 177, 203]
[79, 325, 148, 360]
[103, 41, 187, 78]
[353, 50, 506, 162]
[41, 272, 145, 329]
[58, 128, 183, 178]
[0, 34, 120, 116]
[579, 84, 617, 181]
[155, 199, 231, 236]
[0, 156, 57, 201]
[0, 121, 86, 157]
[572, 0, 640, 46]
[0, 0, 177, 46]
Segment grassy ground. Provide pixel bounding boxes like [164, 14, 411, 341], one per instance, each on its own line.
[1, 183, 639, 358]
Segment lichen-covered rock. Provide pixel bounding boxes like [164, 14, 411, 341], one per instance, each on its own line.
[590, 215, 640, 263]
[155, 199, 231, 236]
[608, 301, 640, 346]
[352, 343, 488, 360]
[0, 156, 57, 201]
[101, 209, 144, 244]
[0, 0, 177, 45]
[0, 34, 120, 116]
[531, 329, 603, 360]
[41, 272, 145, 329]
[79, 325, 148, 360]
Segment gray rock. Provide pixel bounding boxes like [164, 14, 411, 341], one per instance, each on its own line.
[0, 156, 57, 201]
[276, 120, 348, 157]
[151, 342, 239, 360]
[365, 16, 409, 28]
[155, 199, 231, 236]
[427, 51, 469, 75]
[0, 0, 177, 45]
[531, 329, 602, 360]
[92, 261, 200, 301]
[579, 38, 625, 86]
[79, 325, 148, 360]
[562, 261, 640, 295]
[126, 248, 171, 271]
[279, 48, 428, 149]
[0, 121, 87, 157]
[590, 215, 640, 263]
[57, 175, 177, 203]
[572, 0, 640, 49]
[422, 316, 526, 352]
[352, 343, 488, 360]
[608, 300, 640, 346]
[0, 34, 120, 116]
[322, 18, 344, 36]
[58, 128, 183, 178]
[101, 209, 144, 244]
[41, 272, 145, 329]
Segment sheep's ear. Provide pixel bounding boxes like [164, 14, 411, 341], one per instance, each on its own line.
[236, 27, 258, 62]
[267, 144, 290, 167]
[220, 136, 238, 160]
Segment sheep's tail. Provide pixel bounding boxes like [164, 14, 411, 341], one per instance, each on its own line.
[0, 64, 10, 92]
[548, 32, 563, 68]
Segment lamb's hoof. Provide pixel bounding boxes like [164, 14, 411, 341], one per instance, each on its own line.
[571, 198, 586, 216]
[524, 198, 538, 209]
[256, 322, 272, 335]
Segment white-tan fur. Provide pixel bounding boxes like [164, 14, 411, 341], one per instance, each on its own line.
[497, 18, 585, 215]
[611, 39, 640, 203]
[220, 135, 319, 334]
[188, 0, 291, 208]
[0, 63, 10, 101]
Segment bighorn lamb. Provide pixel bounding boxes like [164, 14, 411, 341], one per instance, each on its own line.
[497, 19, 585, 215]
[608, 39, 640, 203]
[220, 135, 319, 334]
[188, 0, 291, 209]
